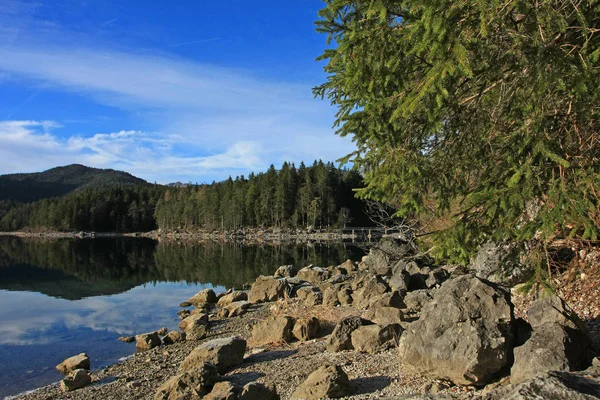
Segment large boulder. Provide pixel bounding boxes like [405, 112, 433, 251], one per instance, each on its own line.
[351, 324, 402, 354]
[217, 291, 248, 307]
[248, 276, 287, 303]
[136, 331, 162, 350]
[60, 369, 92, 392]
[154, 362, 219, 399]
[398, 275, 514, 386]
[240, 382, 280, 400]
[364, 238, 415, 275]
[471, 241, 531, 286]
[326, 316, 369, 352]
[251, 316, 295, 344]
[484, 370, 600, 400]
[292, 364, 350, 399]
[297, 265, 330, 284]
[188, 288, 218, 305]
[511, 295, 593, 384]
[56, 353, 90, 374]
[293, 317, 321, 341]
[274, 265, 298, 278]
[180, 337, 246, 373]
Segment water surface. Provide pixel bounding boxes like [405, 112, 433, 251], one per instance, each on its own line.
[0, 237, 363, 398]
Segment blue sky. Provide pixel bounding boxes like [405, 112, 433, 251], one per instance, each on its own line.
[0, 0, 353, 183]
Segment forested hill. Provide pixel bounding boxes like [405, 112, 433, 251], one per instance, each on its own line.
[0, 164, 148, 203]
[0, 161, 371, 232]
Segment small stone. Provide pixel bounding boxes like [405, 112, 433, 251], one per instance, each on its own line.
[157, 327, 168, 336]
[179, 301, 192, 307]
[292, 364, 349, 399]
[204, 381, 238, 400]
[56, 353, 90, 374]
[118, 336, 135, 343]
[135, 332, 161, 350]
[240, 382, 279, 399]
[293, 317, 321, 341]
[60, 369, 92, 392]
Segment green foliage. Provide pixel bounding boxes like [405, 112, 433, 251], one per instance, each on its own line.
[154, 160, 369, 231]
[0, 185, 163, 232]
[315, 0, 600, 263]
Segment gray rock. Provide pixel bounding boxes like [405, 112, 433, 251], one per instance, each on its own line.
[471, 241, 531, 286]
[292, 364, 350, 399]
[351, 324, 402, 354]
[398, 275, 514, 386]
[389, 269, 411, 292]
[297, 265, 330, 284]
[404, 289, 434, 313]
[135, 331, 162, 350]
[188, 288, 217, 305]
[60, 369, 92, 392]
[56, 353, 90, 374]
[293, 317, 321, 341]
[368, 290, 405, 309]
[352, 275, 390, 309]
[485, 370, 600, 400]
[240, 382, 280, 400]
[274, 265, 298, 278]
[326, 316, 369, 352]
[251, 316, 295, 345]
[154, 362, 219, 399]
[511, 295, 593, 384]
[425, 268, 449, 288]
[180, 336, 246, 373]
[248, 276, 287, 303]
[296, 286, 323, 306]
[217, 291, 248, 307]
[364, 238, 415, 275]
[362, 306, 403, 325]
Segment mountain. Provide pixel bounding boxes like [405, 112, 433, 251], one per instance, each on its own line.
[0, 164, 148, 203]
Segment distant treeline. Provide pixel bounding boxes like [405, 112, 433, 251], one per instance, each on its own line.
[0, 161, 370, 232]
[0, 186, 162, 232]
[155, 160, 369, 231]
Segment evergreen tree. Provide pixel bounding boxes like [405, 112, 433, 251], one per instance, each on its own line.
[315, 0, 600, 262]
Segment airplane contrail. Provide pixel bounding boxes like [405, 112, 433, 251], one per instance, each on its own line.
[103, 18, 119, 26]
[5, 88, 44, 120]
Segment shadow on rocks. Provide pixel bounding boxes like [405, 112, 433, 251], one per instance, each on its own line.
[224, 371, 267, 386]
[350, 375, 392, 395]
[244, 349, 297, 364]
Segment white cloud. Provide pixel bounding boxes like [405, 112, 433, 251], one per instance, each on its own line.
[0, 10, 355, 182]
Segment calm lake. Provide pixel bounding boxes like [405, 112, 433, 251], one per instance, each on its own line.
[0, 236, 364, 399]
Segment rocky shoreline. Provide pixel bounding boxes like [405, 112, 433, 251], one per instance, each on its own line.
[0, 226, 383, 243]
[13, 238, 600, 399]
